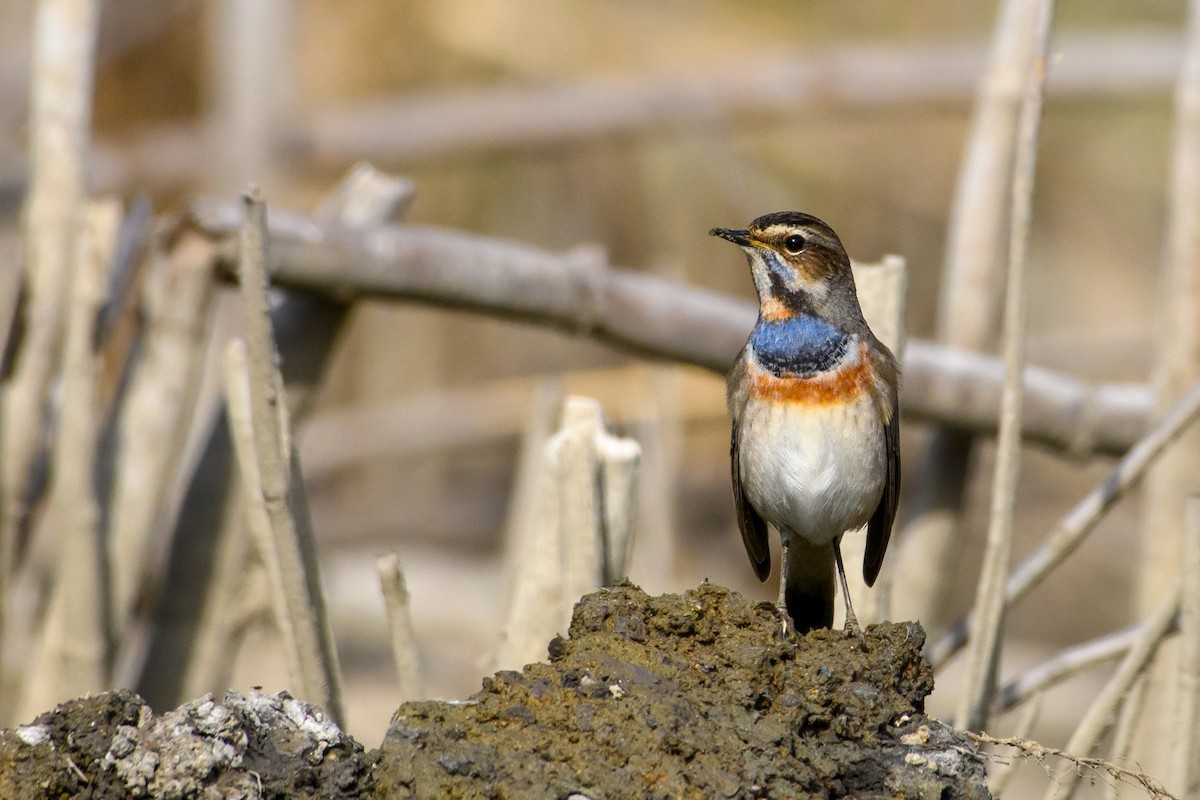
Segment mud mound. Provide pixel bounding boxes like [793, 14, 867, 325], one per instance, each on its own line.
[375, 581, 988, 799]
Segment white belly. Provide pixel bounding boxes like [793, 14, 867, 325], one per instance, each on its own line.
[737, 393, 885, 545]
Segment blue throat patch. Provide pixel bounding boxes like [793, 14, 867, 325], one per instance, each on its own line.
[751, 314, 851, 376]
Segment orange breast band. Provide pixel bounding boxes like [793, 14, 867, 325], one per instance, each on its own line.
[750, 346, 874, 406]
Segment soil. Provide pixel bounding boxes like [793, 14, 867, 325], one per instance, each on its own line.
[0, 581, 989, 799]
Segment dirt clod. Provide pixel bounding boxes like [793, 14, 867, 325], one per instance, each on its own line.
[0, 688, 373, 799]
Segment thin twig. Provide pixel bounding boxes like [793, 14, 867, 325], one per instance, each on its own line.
[966, 731, 1179, 800]
[1042, 584, 1181, 799]
[929, 376, 1200, 668]
[957, 0, 1055, 733]
[188, 200, 1155, 458]
[989, 694, 1042, 798]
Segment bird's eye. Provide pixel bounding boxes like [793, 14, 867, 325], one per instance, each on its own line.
[783, 234, 806, 254]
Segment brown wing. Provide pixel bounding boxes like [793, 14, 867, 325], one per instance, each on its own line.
[731, 425, 770, 581]
[727, 352, 770, 581]
[864, 373, 900, 587]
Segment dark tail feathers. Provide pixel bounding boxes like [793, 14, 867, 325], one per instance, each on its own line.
[783, 539, 835, 633]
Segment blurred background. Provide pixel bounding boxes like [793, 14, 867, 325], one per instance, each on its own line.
[0, 1, 1192, 790]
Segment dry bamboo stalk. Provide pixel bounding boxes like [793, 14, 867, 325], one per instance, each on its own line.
[839, 256, 906, 626]
[1134, 0, 1200, 782]
[92, 192, 154, 360]
[554, 398, 606, 612]
[0, 0, 98, 606]
[929, 376, 1200, 668]
[189, 200, 1155, 458]
[897, 0, 1041, 627]
[1175, 495, 1200, 795]
[957, 0, 1054, 732]
[493, 382, 567, 671]
[554, 397, 641, 612]
[628, 366, 682, 594]
[377, 552, 423, 701]
[224, 339, 348, 723]
[228, 191, 344, 724]
[224, 343, 297, 667]
[598, 434, 641, 584]
[106, 229, 217, 642]
[499, 379, 562, 573]
[1043, 584, 1182, 800]
[17, 199, 119, 720]
[494, 396, 640, 670]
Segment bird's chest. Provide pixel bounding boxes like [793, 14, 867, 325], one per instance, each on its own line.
[735, 344, 886, 544]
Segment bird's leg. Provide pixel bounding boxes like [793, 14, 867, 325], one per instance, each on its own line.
[776, 537, 794, 638]
[833, 534, 863, 640]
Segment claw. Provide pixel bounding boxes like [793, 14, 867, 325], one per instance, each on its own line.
[842, 615, 866, 647]
[776, 602, 795, 641]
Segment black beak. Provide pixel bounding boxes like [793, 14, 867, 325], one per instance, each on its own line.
[709, 227, 751, 246]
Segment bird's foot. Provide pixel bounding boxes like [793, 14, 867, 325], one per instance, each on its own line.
[775, 602, 796, 641]
[842, 609, 866, 646]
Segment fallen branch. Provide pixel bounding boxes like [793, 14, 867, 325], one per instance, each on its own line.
[187, 200, 1154, 459]
[297, 33, 1184, 163]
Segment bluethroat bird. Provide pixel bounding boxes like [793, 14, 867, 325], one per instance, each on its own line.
[711, 212, 900, 636]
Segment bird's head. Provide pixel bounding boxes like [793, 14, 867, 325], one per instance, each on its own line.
[710, 211, 857, 321]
